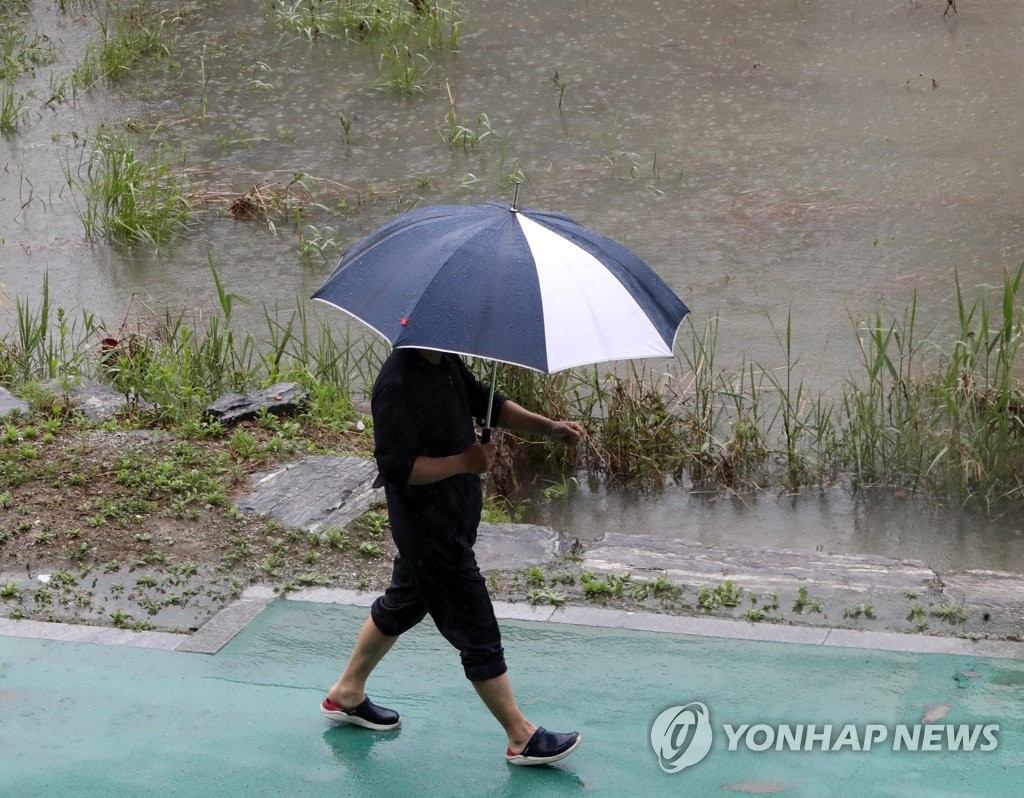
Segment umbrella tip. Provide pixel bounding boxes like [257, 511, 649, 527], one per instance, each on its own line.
[511, 181, 521, 212]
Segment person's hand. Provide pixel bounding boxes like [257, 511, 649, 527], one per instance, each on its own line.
[548, 420, 585, 445]
[462, 440, 497, 474]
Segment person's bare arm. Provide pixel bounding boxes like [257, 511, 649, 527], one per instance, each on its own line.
[407, 399, 581, 485]
[496, 400, 584, 445]
[406, 441, 496, 485]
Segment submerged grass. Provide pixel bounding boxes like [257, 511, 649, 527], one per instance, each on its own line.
[1, 19, 60, 82]
[70, 0, 174, 97]
[0, 80, 29, 135]
[272, 0, 462, 96]
[63, 124, 195, 246]
[272, 0, 463, 49]
[841, 266, 1024, 506]
[2, 267, 1023, 508]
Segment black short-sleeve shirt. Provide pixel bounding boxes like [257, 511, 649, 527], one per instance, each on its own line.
[371, 350, 506, 543]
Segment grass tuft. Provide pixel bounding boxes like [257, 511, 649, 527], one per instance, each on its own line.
[63, 124, 194, 246]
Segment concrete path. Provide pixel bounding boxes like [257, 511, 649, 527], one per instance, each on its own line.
[1, 596, 1020, 797]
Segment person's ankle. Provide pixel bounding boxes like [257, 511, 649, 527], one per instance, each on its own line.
[327, 683, 365, 709]
[507, 722, 538, 753]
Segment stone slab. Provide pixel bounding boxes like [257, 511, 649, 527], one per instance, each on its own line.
[490, 600, 558, 622]
[823, 628, 1024, 659]
[475, 522, 578, 571]
[237, 455, 381, 532]
[583, 532, 939, 592]
[43, 377, 130, 421]
[938, 569, 1024, 628]
[284, 587, 376, 607]
[552, 605, 835, 644]
[0, 387, 29, 417]
[236, 456, 576, 571]
[581, 532, 1024, 639]
[206, 382, 307, 425]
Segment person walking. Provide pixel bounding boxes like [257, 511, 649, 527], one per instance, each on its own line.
[321, 347, 584, 766]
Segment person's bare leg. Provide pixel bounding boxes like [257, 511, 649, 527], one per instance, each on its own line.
[327, 615, 399, 708]
[473, 673, 537, 752]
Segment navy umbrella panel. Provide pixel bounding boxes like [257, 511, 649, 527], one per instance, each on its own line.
[311, 201, 690, 375]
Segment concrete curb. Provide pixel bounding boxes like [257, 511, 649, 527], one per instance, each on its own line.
[3, 586, 1022, 660]
[0, 617, 185, 650]
[175, 588, 276, 654]
[281, 588, 1024, 660]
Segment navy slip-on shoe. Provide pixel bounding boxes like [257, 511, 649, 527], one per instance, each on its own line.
[506, 727, 582, 766]
[321, 697, 401, 731]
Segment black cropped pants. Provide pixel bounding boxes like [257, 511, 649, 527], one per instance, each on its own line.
[370, 524, 507, 683]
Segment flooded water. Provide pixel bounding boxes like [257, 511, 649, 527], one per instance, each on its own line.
[3, 0, 1024, 569]
[522, 480, 1024, 573]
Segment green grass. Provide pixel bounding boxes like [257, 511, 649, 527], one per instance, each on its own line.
[930, 601, 968, 624]
[908, 603, 928, 631]
[440, 103, 493, 150]
[379, 44, 431, 95]
[843, 603, 877, 620]
[0, 79, 29, 135]
[70, 1, 173, 98]
[793, 585, 824, 614]
[64, 124, 194, 246]
[272, 0, 461, 97]
[272, 0, 463, 49]
[841, 265, 1024, 506]
[580, 572, 630, 599]
[628, 575, 680, 602]
[3, 266, 1024, 508]
[523, 566, 546, 588]
[697, 580, 744, 610]
[526, 588, 565, 606]
[481, 495, 523, 523]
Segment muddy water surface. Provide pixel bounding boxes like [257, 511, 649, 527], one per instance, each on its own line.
[2, 0, 1023, 569]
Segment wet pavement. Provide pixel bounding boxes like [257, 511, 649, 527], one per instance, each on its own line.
[1, 594, 1021, 797]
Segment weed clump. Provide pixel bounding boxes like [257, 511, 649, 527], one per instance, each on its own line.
[64, 124, 194, 247]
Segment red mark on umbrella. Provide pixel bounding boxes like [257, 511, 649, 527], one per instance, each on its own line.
[400, 317, 409, 326]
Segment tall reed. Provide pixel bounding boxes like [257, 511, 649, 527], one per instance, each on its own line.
[761, 309, 838, 490]
[594, 363, 689, 484]
[2, 275, 98, 383]
[841, 266, 1024, 504]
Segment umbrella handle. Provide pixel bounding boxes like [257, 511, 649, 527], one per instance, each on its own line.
[481, 360, 498, 445]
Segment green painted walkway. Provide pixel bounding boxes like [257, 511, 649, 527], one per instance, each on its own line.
[1, 601, 1020, 796]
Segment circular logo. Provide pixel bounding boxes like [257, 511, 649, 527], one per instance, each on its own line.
[650, 702, 714, 773]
